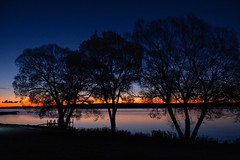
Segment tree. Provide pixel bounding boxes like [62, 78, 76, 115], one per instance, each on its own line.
[63, 50, 94, 127]
[80, 31, 143, 132]
[167, 14, 210, 139]
[133, 18, 184, 138]
[133, 14, 240, 140]
[195, 27, 239, 103]
[13, 44, 92, 129]
[190, 27, 239, 139]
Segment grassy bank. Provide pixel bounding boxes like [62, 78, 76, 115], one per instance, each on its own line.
[0, 124, 239, 160]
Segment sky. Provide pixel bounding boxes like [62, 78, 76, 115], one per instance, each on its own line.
[0, 0, 240, 106]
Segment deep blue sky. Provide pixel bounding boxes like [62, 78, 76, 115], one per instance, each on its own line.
[0, 0, 240, 105]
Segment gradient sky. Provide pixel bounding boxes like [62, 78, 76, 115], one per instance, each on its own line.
[0, 0, 240, 106]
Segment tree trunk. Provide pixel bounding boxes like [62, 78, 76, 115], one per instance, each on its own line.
[191, 105, 208, 140]
[110, 111, 116, 132]
[55, 101, 65, 129]
[108, 104, 118, 133]
[183, 104, 191, 139]
[167, 104, 184, 139]
[65, 105, 76, 128]
[58, 109, 65, 129]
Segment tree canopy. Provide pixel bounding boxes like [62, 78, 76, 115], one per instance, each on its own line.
[80, 31, 143, 132]
[13, 44, 92, 128]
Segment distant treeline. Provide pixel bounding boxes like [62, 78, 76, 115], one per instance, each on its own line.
[9, 102, 239, 109]
[13, 14, 240, 131]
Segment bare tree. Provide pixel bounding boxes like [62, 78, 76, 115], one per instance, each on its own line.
[63, 51, 94, 128]
[133, 14, 240, 140]
[197, 27, 239, 103]
[168, 14, 210, 139]
[133, 18, 184, 138]
[190, 27, 239, 139]
[80, 31, 143, 132]
[13, 44, 92, 129]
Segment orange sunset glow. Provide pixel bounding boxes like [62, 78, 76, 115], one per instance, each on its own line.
[0, 96, 207, 107]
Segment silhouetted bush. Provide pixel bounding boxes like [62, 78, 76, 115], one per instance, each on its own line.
[152, 130, 177, 140]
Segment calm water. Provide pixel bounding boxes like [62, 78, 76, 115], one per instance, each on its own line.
[0, 107, 240, 142]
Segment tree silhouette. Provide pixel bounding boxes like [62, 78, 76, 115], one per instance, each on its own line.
[80, 31, 143, 132]
[190, 26, 239, 139]
[133, 18, 184, 138]
[62, 50, 94, 127]
[195, 27, 239, 104]
[13, 44, 92, 128]
[133, 14, 240, 140]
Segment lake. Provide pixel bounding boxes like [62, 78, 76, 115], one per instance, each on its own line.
[0, 107, 240, 142]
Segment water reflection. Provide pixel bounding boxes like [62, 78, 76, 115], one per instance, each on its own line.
[0, 107, 240, 142]
[26, 107, 104, 125]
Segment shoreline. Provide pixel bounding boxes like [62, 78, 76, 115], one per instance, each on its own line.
[0, 123, 240, 160]
[0, 123, 239, 144]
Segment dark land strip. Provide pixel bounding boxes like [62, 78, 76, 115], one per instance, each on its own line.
[0, 124, 240, 160]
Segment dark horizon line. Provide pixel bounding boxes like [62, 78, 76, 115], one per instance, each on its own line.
[1, 102, 239, 109]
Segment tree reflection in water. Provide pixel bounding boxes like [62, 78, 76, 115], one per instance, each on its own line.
[24, 105, 240, 141]
[27, 107, 104, 125]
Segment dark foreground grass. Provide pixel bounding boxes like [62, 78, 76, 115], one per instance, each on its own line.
[0, 124, 239, 160]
